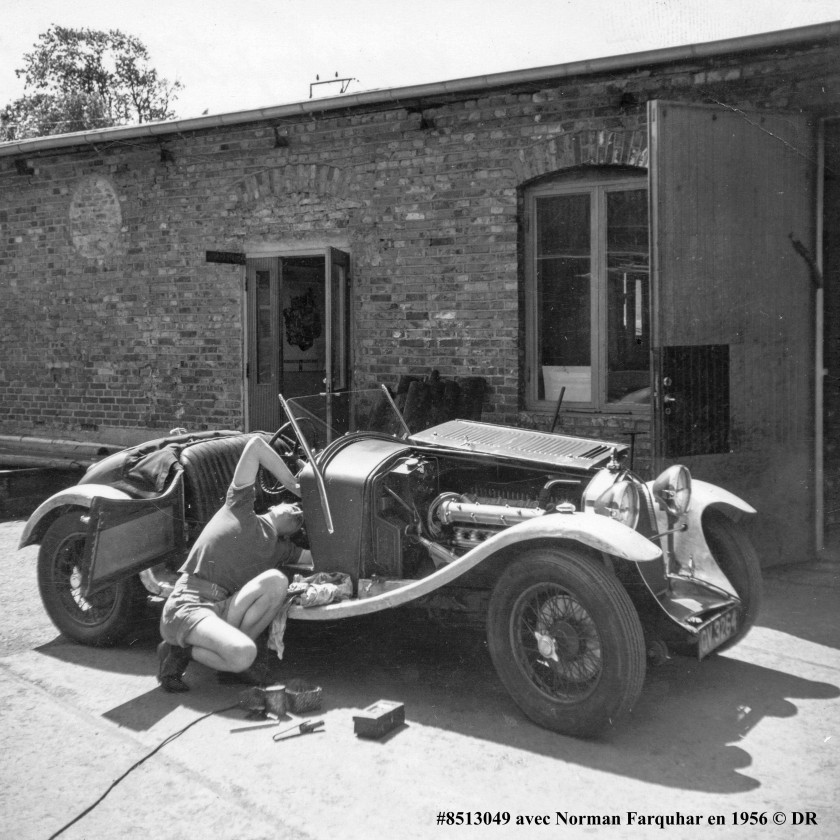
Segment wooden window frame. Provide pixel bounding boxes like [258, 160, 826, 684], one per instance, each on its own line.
[525, 169, 649, 413]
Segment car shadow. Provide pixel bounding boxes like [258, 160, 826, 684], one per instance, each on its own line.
[273, 612, 839, 794]
[33, 609, 838, 795]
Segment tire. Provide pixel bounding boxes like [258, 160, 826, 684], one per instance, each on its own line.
[703, 512, 763, 653]
[37, 511, 147, 646]
[487, 547, 646, 738]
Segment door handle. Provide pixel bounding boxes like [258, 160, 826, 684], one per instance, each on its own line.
[663, 395, 676, 404]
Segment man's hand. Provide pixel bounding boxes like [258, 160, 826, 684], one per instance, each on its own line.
[233, 436, 300, 496]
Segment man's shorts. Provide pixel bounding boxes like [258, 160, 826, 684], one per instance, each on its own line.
[159, 573, 233, 647]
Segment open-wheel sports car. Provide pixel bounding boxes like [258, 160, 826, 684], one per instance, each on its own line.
[20, 386, 761, 737]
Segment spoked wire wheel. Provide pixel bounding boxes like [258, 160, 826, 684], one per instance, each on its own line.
[487, 547, 646, 738]
[37, 511, 145, 645]
[51, 528, 118, 627]
[513, 583, 603, 703]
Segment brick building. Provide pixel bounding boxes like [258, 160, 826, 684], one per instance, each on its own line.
[1, 22, 839, 564]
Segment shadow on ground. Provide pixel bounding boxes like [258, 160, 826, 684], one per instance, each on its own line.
[34, 608, 839, 796]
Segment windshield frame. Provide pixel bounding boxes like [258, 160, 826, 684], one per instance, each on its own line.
[281, 386, 410, 451]
[277, 386, 410, 534]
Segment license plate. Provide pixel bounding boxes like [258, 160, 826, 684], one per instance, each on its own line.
[697, 606, 739, 658]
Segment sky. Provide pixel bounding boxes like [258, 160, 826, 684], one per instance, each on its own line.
[2, 0, 839, 120]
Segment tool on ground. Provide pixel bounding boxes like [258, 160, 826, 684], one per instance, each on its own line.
[272, 719, 325, 741]
[230, 718, 280, 734]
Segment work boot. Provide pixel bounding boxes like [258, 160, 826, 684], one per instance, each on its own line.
[157, 641, 192, 693]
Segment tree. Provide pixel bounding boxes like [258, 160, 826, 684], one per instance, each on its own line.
[1, 25, 182, 141]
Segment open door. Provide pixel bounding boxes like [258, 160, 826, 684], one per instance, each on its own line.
[649, 101, 817, 562]
[83, 475, 185, 595]
[247, 257, 283, 431]
[246, 249, 351, 430]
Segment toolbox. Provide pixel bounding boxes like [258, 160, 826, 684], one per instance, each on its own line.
[353, 700, 405, 739]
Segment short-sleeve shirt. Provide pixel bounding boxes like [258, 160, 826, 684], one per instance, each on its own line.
[179, 482, 297, 594]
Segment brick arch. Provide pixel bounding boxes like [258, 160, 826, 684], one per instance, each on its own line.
[513, 128, 648, 183]
[235, 163, 348, 205]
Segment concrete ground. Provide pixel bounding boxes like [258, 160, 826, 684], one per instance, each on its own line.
[1, 515, 838, 840]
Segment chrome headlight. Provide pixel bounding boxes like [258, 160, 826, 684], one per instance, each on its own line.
[652, 464, 692, 517]
[594, 480, 640, 529]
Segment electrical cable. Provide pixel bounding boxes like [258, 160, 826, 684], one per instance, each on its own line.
[46, 702, 240, 840]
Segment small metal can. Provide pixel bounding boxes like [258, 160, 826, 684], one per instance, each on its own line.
[263, 684, 287, 717]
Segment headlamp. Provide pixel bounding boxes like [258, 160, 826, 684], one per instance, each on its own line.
[594, 480, 640, 529]
[652, 464, 692, 517]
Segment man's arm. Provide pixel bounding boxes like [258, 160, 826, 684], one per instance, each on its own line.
[232, 436, 300, 496]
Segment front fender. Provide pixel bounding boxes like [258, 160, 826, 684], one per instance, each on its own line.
[289, 511, 660, 621]
[482, 509, 663, 563]
[18, 484, 132, 549]
[691, 479, 756, 521]
[645, 478, 756, 601]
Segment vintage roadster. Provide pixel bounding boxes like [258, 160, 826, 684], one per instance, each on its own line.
[20, 387, 761, 737]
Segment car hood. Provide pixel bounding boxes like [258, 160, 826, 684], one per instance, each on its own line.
[409, 419, 626, 471]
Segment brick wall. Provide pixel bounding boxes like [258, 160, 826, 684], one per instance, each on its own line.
[1, 38, 838, 467]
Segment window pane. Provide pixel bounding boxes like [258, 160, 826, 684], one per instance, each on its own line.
[536, 194, 592, 402]
[606, 189, 650, 403]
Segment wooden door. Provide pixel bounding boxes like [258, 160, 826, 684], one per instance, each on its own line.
[649, 100, 817, 562]
[246, 257, 283, 431]
[246, 249, 351, 431]
[326, 247, 351, 392]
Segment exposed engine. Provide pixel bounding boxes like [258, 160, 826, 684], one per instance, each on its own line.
[369, 453, 585, 576]
[427, 492, 546, 551]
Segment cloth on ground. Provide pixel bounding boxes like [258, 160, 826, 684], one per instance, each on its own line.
[267, 572, 353, 660]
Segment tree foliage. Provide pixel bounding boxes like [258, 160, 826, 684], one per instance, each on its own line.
[1, 25, 182, 141]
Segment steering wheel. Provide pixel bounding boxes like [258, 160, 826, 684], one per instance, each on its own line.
[258, 419, 314, 496]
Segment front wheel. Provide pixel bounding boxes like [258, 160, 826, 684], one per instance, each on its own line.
[703, 512, 763, 653]
[487, 547, 646, 738]
[37, 511, 146, 646]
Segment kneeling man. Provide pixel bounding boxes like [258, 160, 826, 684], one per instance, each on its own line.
[157, 435, 303, 692]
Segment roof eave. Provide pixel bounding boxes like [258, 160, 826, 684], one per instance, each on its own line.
[1, 20, 838, 158]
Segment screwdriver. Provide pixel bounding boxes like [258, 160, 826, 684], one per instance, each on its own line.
[273, 719, 325, 741]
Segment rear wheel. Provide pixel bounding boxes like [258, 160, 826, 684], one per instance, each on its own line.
[37, 511, 146, 646]
[487, 547, 646, 738]
[703, 512, 763, 652]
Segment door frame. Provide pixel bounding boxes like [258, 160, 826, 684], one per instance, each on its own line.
[242, 245, 352, 432]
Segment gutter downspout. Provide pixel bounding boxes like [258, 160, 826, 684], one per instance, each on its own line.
[816, 122, 826, 552]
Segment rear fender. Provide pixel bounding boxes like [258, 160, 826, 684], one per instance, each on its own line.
[20, 478, 186, 597]
[18, 484, 133, 549]
[289, 511, 661, 621]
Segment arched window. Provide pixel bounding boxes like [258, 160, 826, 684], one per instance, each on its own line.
[524, 168, 650, 410]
